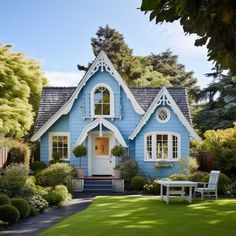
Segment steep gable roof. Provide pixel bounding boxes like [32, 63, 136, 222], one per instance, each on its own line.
[31, 51, 144, 141]
[34, 87, 76, 133]
[129, 87, 201, 140]
[129, 87, 191, 124]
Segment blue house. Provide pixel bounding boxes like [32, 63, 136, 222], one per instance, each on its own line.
[31, 51, 200, 178]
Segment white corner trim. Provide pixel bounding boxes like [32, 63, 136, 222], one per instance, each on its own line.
[129, 87, 201, 141]
[48, 132, 70, 161]
[75, 117, 128, 147]
[31, 51, 144, 142]
[90, 83, 115, 117]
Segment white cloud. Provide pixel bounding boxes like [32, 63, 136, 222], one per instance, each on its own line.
[44, 71, 85, 87]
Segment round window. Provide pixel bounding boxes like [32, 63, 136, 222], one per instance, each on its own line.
[156, 107, 170, 123]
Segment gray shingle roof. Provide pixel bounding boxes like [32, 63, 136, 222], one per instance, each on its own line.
[34, 86, 191, 133]
[129, 87, 191, 123]
[34, 87, 76, 132]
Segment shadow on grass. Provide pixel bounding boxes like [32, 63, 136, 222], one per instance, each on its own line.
[40, 197, 236, 236]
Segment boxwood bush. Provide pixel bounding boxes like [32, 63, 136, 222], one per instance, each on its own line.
[11, 198, 30, 219]
[130, 176, 145, 191]
[0, 204, 20, 225]
[0, 194, 10, 206]
[31, 161, 47, 173]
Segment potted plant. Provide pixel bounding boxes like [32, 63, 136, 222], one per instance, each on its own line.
[111, 145, 125, 178]
[73, 145, 87, 177]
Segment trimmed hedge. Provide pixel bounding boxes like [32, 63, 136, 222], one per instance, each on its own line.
[0, 204, 20, 225]
[11, 198, 30, 219]
[31, 161, 47, 172]
[43, 191, 63, 207]
[0, 194, 10, 206]
[130, 176, 145, 191]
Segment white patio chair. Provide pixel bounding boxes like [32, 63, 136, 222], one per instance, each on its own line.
[194, 170, 220, 200]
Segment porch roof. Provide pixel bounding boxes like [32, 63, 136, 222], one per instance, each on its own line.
[75, 118, 128, 147]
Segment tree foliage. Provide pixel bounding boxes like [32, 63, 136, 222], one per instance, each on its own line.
[140, 0, 236, 73]
[91, 25, 142, 82]
[194, 68, 236, 132]
[90, 25, 198, 101]
[0, 44, 47, 139]
[136, 50, 199, 100]
[199, 125, 236, 179]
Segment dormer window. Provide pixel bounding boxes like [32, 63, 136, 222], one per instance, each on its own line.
[91, 83, 114, 117]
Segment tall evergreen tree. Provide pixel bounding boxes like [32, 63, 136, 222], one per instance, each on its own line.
[194, 68, 236, 133]
[0, 44, 47, 139]
[91, 25, 142, 83]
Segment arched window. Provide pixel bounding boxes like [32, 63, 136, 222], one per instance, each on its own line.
[91, 84, 114, 117]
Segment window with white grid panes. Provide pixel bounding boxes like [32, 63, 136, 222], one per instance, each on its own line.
[52, 135, 69, 160]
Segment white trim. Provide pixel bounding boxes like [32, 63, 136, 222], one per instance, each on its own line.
[129, 87, 201, 141]
[31, 51, 144, 142]
[156, 107, 170, 123]
[90, 83, 115, 117]
[48, 132, 70, 161]
[75, 117, 128, 147]
[144, 132, 181, 162]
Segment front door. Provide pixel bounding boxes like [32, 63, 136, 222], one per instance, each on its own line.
[92, 134, 115, 175]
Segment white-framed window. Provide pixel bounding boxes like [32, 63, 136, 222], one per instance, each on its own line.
[156, 107, 170, 123]
[49, 132, 70, 161]
[144, 132, 181, 162]
[91, 83, 114, 117]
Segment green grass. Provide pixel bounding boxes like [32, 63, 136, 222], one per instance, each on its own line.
[40, 196, 236, 236]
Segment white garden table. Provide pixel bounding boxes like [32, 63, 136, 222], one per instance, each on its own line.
[157, 180, 197, 204]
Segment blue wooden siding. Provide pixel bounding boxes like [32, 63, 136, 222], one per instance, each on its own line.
[135, 105, 189, 178]
[40, 68, 190, 178]
[68, 69, 141, 175]
[40, 114, 69, 163]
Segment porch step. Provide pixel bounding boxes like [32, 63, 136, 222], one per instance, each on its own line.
[83, 179, 113, 192]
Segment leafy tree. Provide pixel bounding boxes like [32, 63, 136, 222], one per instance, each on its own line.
[0, 44, 47, 139]
[137, 50, 199, 100]
[194, 68, 236, 132]
[134, 65, 171, 87]
[91, 25, 142, 82]
[140, 0, 236, 73]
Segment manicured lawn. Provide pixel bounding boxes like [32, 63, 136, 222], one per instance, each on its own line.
[40, 196, 236, 236]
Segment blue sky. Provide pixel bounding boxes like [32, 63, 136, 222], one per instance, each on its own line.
[0, 0, 214, 88]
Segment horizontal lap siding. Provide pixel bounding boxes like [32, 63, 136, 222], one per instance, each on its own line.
[135, 105, 189, 178]
[40, 115, 69, 163]
[69, 70, 141, 175]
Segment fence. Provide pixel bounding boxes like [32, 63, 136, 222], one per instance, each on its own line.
[0, 147, 9, 168]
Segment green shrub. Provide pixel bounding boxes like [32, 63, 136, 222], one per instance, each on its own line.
[43, 191, 63, 207]
[200, 125, 236, 179]
[230, 181, 236, 196]
[36, 163, 73, 188]
[0, 205, 20, 225]
[29, 206, 38, 217]
[130, 176, 145, 191]
[202, 173, 231, 195]
[0, 164, 33, 197]
[54, 185, 72, 205]
[31, 161, 47, 172]
[144, 179, 160, 195]
[179, 157, 199, 175]
[168, 174, 188, 181]
[121, 159, 138, 186]
[11, 198, 30, 219]
[0, 194, 10, 206]
[28, 195, 48, 213]
[188, 171, 209, 182]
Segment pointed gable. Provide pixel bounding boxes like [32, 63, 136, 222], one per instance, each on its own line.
[129, 87, 201, 141]
[31, 51, 144, 141]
